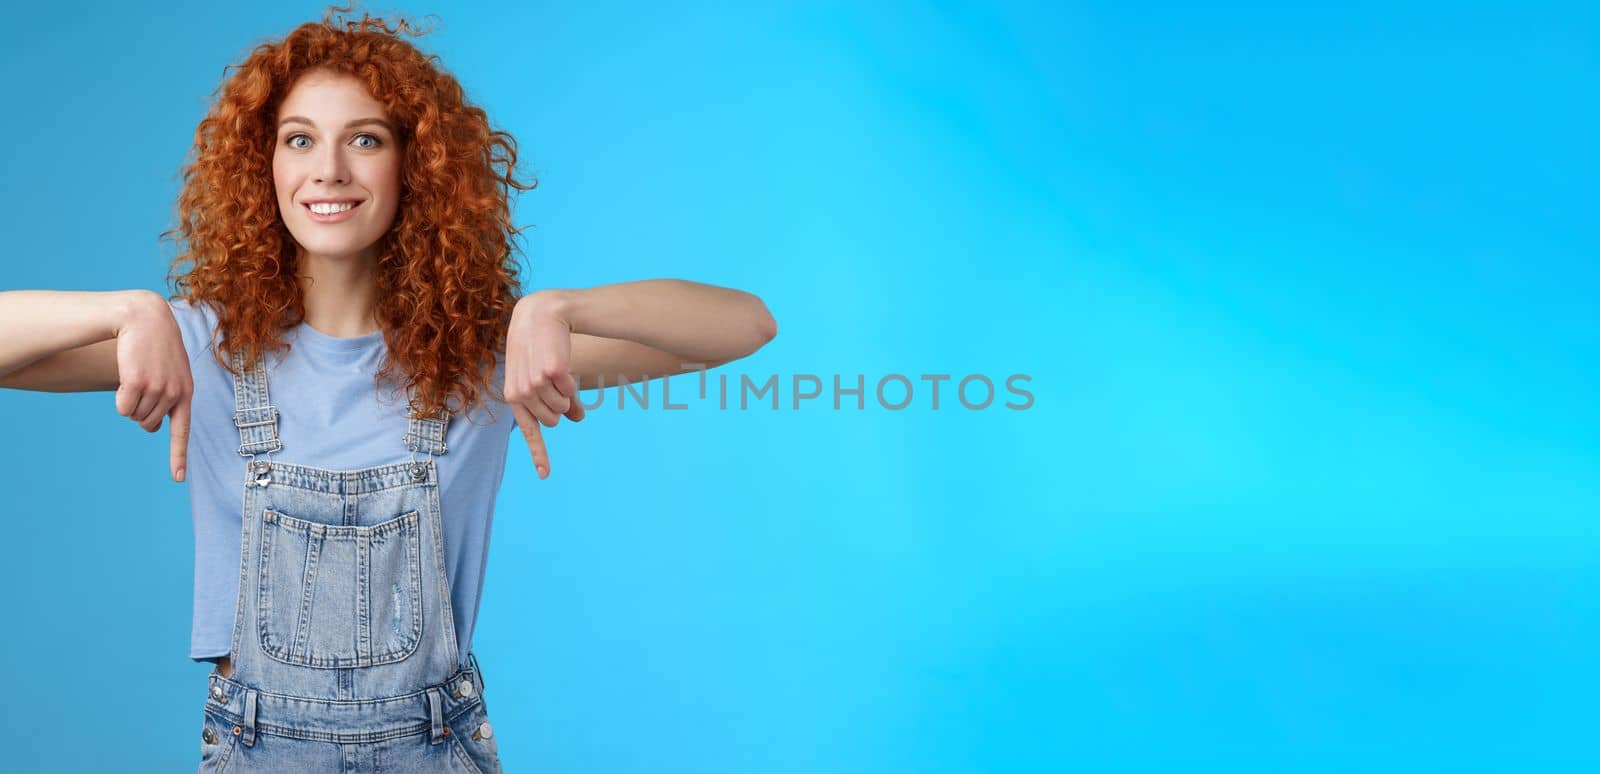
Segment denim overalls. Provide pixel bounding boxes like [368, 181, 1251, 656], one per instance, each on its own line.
[198, 347, 503, 773]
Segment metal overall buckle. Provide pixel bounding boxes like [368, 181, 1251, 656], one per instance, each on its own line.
[248, 453, 276, 487]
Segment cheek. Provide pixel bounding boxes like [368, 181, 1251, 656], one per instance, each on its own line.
[374, 155, 402, 199]
[368, 157, 403, 224]
[271, 155, 297, 205]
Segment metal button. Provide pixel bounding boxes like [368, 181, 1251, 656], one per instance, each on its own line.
[474, 721, 493, 740]
[202, 727, 217, 744]
[210, 685, 224, 700]
[456, 679, 475, 698]
[411, 463, 428, 481]
[232, 726, 242, 736]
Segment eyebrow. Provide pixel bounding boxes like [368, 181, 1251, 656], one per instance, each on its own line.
[277, 115, 395, 133]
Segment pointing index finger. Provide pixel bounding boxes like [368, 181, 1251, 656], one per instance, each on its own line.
[510, 401, 550, 479]
[170, 396, 191, 483]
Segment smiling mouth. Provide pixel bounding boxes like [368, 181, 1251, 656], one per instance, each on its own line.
[302, 200, 365, 221]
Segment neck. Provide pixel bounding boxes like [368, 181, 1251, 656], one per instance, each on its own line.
[297, 246, 381, 338]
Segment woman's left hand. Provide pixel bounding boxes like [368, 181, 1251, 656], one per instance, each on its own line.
[505, 291, 586, 479]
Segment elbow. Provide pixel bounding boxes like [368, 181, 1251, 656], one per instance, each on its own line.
[748, 297, 777, 353]
[756, 303, 778, 346]
[704, 290, 776, 364]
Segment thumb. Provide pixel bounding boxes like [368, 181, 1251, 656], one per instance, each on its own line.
[511, 401, 551, 479]
[115, 382, 139, 418]
[169, 395, 191, 483]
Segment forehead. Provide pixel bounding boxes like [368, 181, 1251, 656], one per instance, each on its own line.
[276, 71, 388, 124]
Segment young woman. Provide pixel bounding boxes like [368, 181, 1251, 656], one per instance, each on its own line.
[0, 9, 774, 773]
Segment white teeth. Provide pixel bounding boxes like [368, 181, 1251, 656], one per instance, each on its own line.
[308, 202, 355, 215]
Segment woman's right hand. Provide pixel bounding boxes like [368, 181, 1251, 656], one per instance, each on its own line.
[113, 292, 193, 482]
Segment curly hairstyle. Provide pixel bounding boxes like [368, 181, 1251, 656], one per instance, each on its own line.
[164, 4, 533, 421]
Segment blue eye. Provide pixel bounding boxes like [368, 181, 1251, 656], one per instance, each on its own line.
[281, 132, 380, 149]
[286, 134, 311, 150]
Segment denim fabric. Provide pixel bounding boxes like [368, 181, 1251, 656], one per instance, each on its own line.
[198, 348, 503, 772]
[168, 299, 516, 667]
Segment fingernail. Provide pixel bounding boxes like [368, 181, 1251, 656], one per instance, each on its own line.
[176, 468, 186, 482]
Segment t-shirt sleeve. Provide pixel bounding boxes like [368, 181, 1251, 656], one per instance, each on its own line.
[492, 352, 517, 432]
[167, 298, 219, 369]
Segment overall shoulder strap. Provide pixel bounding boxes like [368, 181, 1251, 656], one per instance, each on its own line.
[404, 405, 451, 457]
[228, 347, 282, 457]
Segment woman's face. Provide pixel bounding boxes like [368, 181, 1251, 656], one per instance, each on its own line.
[272, 69, 401, 263]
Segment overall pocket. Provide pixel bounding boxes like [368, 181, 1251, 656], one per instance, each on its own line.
[447, 701, 503, 774]
[199, 705, 239, 772]
[257, 508, 424, 667]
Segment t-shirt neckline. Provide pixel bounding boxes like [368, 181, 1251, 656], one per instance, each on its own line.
[294, 320, 384, 353]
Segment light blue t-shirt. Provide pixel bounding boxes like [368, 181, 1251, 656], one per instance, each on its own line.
[169, 299, 516, 668]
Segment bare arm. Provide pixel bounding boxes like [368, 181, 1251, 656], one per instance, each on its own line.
[559, 279, 776, 364]
[0, 289, 153, 391]
[522, 280, 777, 391]
[0, 338, 121, 392]
[503, 279, 776, 479]
[564, 334, 730, 392]
[0, 289, 194, 482]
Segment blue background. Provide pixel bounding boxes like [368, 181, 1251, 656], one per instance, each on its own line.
[2, 1, 1596, 771]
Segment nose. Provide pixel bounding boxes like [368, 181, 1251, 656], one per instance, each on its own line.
[312, 143, 350, 185]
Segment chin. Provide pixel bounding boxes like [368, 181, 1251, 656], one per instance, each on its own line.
[288, 231, 383, 260]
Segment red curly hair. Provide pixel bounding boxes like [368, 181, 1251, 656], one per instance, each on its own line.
[164, 5, 533, 420]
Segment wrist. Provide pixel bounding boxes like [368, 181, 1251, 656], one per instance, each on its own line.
[517, 289, 578, 332]
[112, 289, 164, 338]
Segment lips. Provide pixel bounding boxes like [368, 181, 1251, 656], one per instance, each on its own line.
[301, 199, 365, 223]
